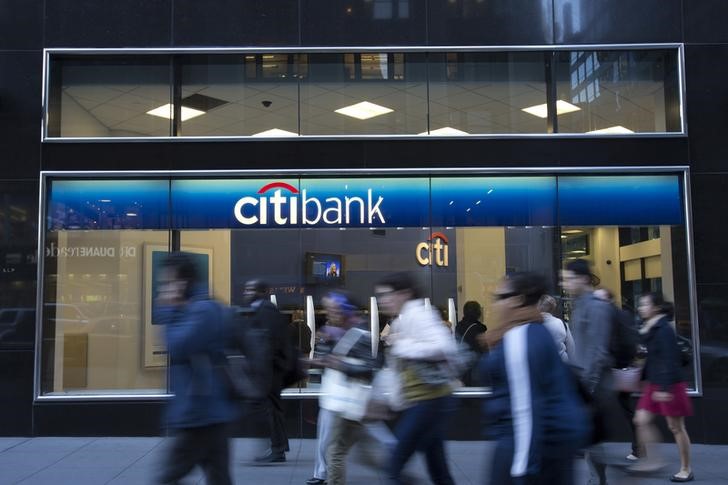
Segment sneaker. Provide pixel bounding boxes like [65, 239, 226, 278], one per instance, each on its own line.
[253, 450, 286, 464]
[305, 479, 326, 485]
[626, 453, 640, 461]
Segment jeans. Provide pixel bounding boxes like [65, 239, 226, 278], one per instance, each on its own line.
[388, 395, 456, 485]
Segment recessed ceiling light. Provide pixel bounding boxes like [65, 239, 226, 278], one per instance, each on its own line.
[586, 125, 634, 134]
[252, 128, 298, 137]
[419, 127, 469, 136]
[146, 104, 205, 121]
[335, 101, 393, 120]
[521, 100, 581, 119]
[562, 229, 584, 234]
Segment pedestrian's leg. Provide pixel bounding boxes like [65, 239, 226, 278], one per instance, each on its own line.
[327, 416, 362, 485]
[388, 403, 427, 483]
[421, 397, 455, 485]
[631, 409, 664, 471]
[666, 416, 692, 479]
[156, 429, 202, 484]
[267, 387, 287, 454]
[585, 445, 607, 485]
[617, 391, 641, 457]
[199, 423, 233, 485]
[313, 408, 334, 480]
[538, 455, 573, 485]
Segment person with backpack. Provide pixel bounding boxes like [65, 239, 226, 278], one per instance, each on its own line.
[153, 253, 239, 485]
[630, 293, 693, 482]
[455, 301, 486, 386]
[480, 272, 590, 484]
[561, 259, 616, 485]
[537, 294, 574, 362]
[594, 287, 644, 462]
[241, 279, 293, 464]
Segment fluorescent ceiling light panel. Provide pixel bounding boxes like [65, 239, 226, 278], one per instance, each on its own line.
[521, 100, 581, 119]
[419, 127, 469, 136]
[335, 101, 393, 120]
[252, 128, 298, 137]
[146, 104, 206, 121]
[586, 125, 635, 134]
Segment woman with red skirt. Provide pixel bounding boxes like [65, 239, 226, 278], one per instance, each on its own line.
[632, 292, 693, 482]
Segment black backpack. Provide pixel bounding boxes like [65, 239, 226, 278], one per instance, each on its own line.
[609, 306, 640, 369]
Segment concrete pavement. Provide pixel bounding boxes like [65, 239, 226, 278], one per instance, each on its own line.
[0, 437, 726, 484]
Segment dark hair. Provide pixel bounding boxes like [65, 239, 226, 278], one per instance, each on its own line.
[565, 258, 592, 278]
[160, 252, 198, 299]
[377, 272, 422, 299]
[462, 301, 482, 321]
[506, 272, 548, 307]
[641, 292, 674, 319]
[244, 279, 270, 297]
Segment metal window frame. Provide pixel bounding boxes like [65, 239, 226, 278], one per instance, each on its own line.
[41, 44, 687, 142]
[34, 166, 701, 402]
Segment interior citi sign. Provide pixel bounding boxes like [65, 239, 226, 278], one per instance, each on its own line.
[233, 182, 386, 226]
[416, 232, 449, 267]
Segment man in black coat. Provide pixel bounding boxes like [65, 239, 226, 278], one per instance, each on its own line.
[243, 280, 292, 463]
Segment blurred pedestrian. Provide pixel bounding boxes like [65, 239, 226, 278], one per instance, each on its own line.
[594, 287, 644, 462]
[537, 294, 574, 362]
[630, 293, 694, 482]
[154, 253, 238, 485]
[561, 259, 616, 485]
[242, 279, 292, 463]
[376, 273, 457, 485]
[480, 272, 589, 485]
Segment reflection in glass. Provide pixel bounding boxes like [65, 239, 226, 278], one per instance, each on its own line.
[555, 50, 681, 133]
[47, 56, 172, 137]
[300, 53, 427, 135]
[427, 52, 548, 134]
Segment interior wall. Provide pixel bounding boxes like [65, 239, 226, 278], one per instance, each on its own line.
[590, 227, 622, 302]
[456, 227, 505, 328]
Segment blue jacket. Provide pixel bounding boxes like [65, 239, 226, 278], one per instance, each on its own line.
[155, 288, 239, 429]
[480, 323, 590, 478]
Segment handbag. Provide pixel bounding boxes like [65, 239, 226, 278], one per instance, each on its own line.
[611, 366, 643, 393]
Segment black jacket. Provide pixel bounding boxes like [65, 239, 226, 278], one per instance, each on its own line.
[247, 300, 293, 386]
[642, 316, 683, 391]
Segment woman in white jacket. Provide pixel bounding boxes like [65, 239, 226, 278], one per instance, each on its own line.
[375, 273, 458, 485]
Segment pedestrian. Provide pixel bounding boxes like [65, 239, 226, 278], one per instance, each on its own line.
[242, 279, 292, 463]
[455, 301, 487, 385]
[480, 272, 590, 484]
[375, 272, 457, 485]
[537, 294, 574, 362]
[560, 259, 616, 485]
[630, 293, 694, 482]
[594, 287, 644, 462]
[154, 252, 238, 485]
[317, 290, 384, 485]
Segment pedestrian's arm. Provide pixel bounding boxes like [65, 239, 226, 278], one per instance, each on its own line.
[583, 303, 613, 393]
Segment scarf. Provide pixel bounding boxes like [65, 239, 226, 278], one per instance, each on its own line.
[484, 305, 543, 350]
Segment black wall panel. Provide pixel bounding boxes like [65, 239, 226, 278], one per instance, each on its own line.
[0, 352, 33, 436]
[173, 0, 299, 47]
[684, 0, 728, 45]
[685, 45, 728, 173]
[0, 52, 41, 178]
[0, 0, 43, 50]
[300, 0, 427, 46]
[428, 0, 553, 46]
[44, 0, 172, 48]
[554, 0, 682, 44]
[33, 402, 164, 436]
[691, 174, 728, 285]
[41, 142, 171, 172]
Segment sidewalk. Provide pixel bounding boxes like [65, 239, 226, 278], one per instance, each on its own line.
[0, 437, 726, 484]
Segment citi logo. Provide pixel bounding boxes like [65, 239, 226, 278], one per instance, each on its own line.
[416, 232, 449, 267]
[233, 182, 386, 226]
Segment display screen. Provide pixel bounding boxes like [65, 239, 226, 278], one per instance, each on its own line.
[305, 252, 344, 285]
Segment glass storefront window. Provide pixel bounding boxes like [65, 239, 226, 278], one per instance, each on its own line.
[45, 48, 683, 139]
[47, 56, 172, 138]
[554, 50, 681, 134]
[39, 172, 698, 397]
[427, 52, 548, 134]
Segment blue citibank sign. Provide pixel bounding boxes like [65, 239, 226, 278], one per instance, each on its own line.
[47, 174, 684, 231]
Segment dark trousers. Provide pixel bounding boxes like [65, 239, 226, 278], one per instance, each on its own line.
[489, 435, 574, 485]
[157, 423, 231, 485]
[617, 391, 641, 456]
[388, 395, 456, 485]
[266, 384, 289, 453]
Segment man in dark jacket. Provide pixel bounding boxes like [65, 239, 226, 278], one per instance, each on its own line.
[154, 253, 238, 485]
[243, 279, 292, 463]
[562, 259, 616, 485]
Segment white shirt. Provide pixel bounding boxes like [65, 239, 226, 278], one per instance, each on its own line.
[389, 299, 457, 360]
[541, 312, 575, 362]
